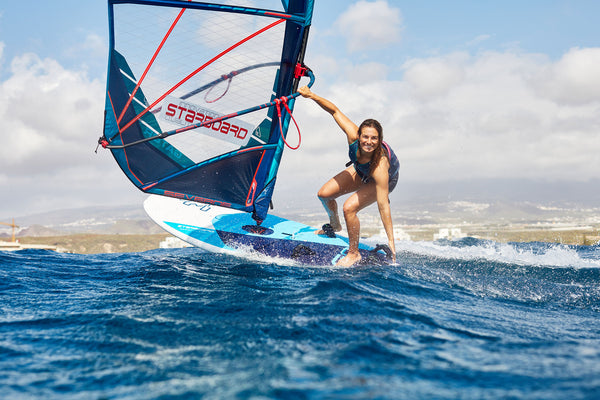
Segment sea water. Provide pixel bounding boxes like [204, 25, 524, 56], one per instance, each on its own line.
[1, 238, 599, 399]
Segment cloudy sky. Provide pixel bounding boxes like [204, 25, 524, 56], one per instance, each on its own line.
[1, 0, 599, 219]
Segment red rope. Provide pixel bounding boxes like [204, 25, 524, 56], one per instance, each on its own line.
[275, 97, 301, 150]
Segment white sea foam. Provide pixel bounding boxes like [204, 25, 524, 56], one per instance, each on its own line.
[388, 238, 600, 269]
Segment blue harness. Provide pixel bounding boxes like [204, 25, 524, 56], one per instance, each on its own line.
[347, 140, 399, 190]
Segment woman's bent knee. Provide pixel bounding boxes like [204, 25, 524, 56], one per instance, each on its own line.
[342, 201, 358, 217]
[317, 187, 335, 201]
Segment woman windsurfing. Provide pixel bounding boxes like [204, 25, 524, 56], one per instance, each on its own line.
[298, 86, 399, 266]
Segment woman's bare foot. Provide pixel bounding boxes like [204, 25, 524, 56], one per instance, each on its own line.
[335, 251, 361, 267]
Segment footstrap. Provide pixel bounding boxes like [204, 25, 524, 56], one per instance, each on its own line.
[321, 223, 337, 238]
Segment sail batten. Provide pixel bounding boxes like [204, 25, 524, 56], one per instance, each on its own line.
[102, 0, 314, 221]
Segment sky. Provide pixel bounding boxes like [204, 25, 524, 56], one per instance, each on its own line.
[0, 0, 599, 219]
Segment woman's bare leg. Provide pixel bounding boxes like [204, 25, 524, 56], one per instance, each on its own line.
[318, 197, 342, 232]
[336, 183, 377, 267]
[316, 167, 362, 234]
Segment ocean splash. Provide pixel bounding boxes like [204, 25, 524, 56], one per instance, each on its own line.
[394, 237, 600, 269]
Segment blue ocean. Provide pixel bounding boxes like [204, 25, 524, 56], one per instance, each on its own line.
[1, 238, 599, 399]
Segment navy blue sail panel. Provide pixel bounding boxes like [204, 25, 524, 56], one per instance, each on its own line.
[103, 0, 314, 221]
[145, 147, 272, 208]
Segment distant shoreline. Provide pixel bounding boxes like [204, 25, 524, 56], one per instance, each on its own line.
[13, 234, 170, 254]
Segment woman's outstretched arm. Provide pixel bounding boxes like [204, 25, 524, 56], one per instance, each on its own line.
[298, 86, 359, 144]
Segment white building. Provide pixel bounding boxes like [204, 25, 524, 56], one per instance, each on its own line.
[379, 226, 411, 241]
[160, 236, 192, 248]
[433, 228, 466, 241]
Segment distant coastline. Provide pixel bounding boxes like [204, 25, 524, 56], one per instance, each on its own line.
[11, 234, 170, 254]
[8, 227, 598, 255]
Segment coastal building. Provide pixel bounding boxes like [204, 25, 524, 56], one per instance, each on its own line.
[160, 236, 193, 249]
[0, 240, 65, 252]
[433, 228, 466, 241]
[379, 226, 412, 241]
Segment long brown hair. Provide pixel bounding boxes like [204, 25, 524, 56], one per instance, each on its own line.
[357, 119, 386, 177]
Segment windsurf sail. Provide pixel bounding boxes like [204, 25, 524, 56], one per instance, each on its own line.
[99, 0, 314, 222]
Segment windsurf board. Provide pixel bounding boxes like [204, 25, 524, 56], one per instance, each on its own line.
[143, 195, 392, 266]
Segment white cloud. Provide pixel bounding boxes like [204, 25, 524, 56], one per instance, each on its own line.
[533, 47, 600, 104]
[0, 53, 104, 171]
[345, 62, 389, 84]
[65, 33, 107, 63]
[335, 1, 402, 53]
[0, 51, 147, 215]
[403, 53, 467, 99]
[397, 50, 600, 182]
[466, 34, 492, 47]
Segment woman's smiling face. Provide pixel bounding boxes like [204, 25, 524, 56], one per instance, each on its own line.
[359, 126, 380, 155]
